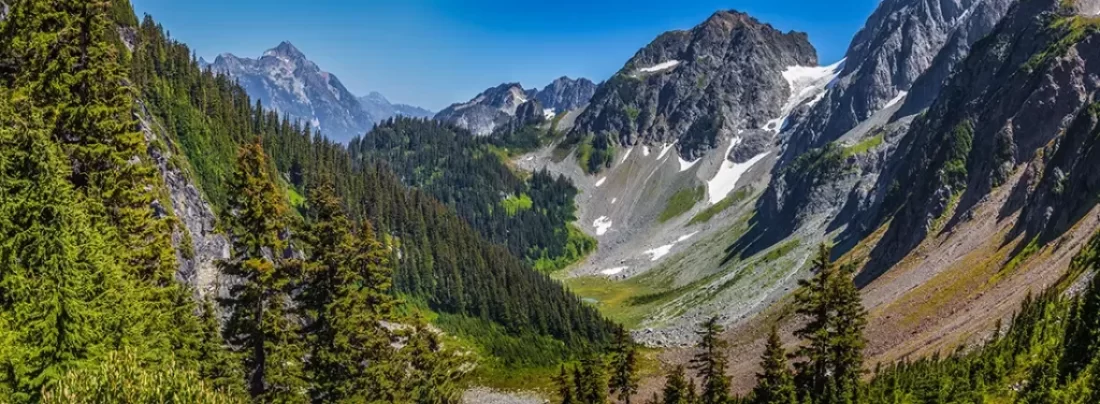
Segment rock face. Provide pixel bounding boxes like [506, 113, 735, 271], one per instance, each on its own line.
[358, 92, 434, 122]
[535, 76, 597, 112]
[783, 0, 1015, 159]
[136, 101, 229, 299]
[863, 0, 1100, 279]
[434, 83, 538, 135]
[210, 42, 373, 143]
[570, 10, 818, 160]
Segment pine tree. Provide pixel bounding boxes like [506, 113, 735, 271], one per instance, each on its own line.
[400, 315, 466, 404]
[691, 317, 731, 404]
[197, 296, 245, 396]
[752, 327, 796, 404]
[610, 326, 640, 404]
[792, 245, 866, 404]
[303, 181, 402, 402]
[661, 365, 695, 404]
[218, 139, 306, 402]
[557, 365, 576, 404]
[580, 355, 609, 404]
[0, 90, 120, 401]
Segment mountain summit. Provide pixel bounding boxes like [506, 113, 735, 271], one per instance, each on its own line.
[210, 42, 374, 142]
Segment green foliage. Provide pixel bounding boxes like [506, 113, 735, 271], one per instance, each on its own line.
[1025, 15, 1100, 73]
[692, 317, 732, 404]
[625, 106, 641, 122]
[659, 186, 705, 223]
[761, 239, 801, 263]
[502, 193, 534, 216]
[435, 313, 569, 369]
[609, 327, 640, 404]
[783, 143, 849, 187]
[42, 350, 246, 404]
[689, 188, 751, 225]
[532, 225, 598, 273]
[843, 133, 884, 157]
[751, 327, 797, 404]
[941, 120, 974, 190]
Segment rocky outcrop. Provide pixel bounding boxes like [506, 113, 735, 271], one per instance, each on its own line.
[210, 42, 373, 143]
[570, 10, 818, 160]
[535, 76, 597, 112]
[783, 0, 1015, 160]
[863, 0, 1100, 281]
[137, 101, 230, 299]
[358, 92, 434, 123]
[434, 83, 536, 135]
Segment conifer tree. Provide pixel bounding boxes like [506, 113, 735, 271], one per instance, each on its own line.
[661, 365, 695, 404]
[0, 91, 121, 401]
[400, 315, 466, 404]
[752, 327, 796, 404]
[219, 139, 306, 402]
[691, 317, 731, 404]
[830, 263, 866, 402]
[610, 326, 640, 404]
[557, 364, 576, 404]
[580, 355, 609, 404]
[197, 296, 245, 396]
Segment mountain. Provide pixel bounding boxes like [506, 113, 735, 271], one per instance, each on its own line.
[570, 10, 819, 161]
[357, 91, 434, 122]
[209, 41, 373, 142]
[535, 76, 597, 112]
[434, 83, 539, 135]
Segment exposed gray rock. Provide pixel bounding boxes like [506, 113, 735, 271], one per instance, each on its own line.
[571, 10, 818, 160]
[534, 76, 596, 112]
[784, 0, 1015, 160]
[435, 83, 535, 135]
[210, 42, 373, 143]
[137, 101, 230, 300]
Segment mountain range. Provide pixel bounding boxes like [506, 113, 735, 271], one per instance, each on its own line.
[206, 42, 433, 143]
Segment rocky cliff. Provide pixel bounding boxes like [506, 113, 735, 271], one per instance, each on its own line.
[570, 10, 819, 160]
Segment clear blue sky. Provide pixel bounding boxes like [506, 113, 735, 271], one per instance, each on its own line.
[131, 0, 878, 111]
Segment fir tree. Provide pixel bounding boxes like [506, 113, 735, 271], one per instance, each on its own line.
[691, 317, 731, 404]
[400, 315, 466, 404]
[218, 139, 306, 402]
[610, 326, 640, 404]
[661, 365, 695, 404]
[557, 365, 576, 404]
[752, 327, 796, 404]
[197, 296, 245, 396]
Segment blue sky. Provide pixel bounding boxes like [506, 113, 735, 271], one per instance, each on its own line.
[131, 0, 878, 111]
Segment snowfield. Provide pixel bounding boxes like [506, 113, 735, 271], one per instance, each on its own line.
[593, 216, 613, 236]
[707, 140, 770, 204]
[636, 60, 682, 74]
[763, 59, 845, 133]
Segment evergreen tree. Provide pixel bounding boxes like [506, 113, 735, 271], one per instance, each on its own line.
[400, 315, 466, 404]
[792, 244, 835, 401]
[197, 296, 245, 396]
[0, 88, 120, 402]
[580, 355, 609, 404]
[610, 326, 640, 404]
[752, 327, 796, 404]
[661, 365, 695, 404]
[691, 317, 731, 404]
[830, 263, 866, 403]
[557, 364, 576, 404]
[218, 139, 306, 402]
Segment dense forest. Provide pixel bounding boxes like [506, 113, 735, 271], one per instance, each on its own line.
[348, 118, 594, 272]
[0, 0, 618, 401]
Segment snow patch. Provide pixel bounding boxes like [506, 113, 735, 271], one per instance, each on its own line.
[706, 141, 770, 204]
[601, 267, 628, 276]
[611, 198, 618, 204]
[883, 91, 908, 110]
[543, 108, 557, 120]
[643, 146, 651, 157]
[644, 244, 675, 261]
[677, 231, 699, 243]
[763, 59, 845, 133]
[595, 177, 607, 187]
[593, 216, 613, 236]
[657, 143, 674, 160]
[620, 148, 634, 164]
[679, 156, 701, 172]
[636, 60, 682, 74]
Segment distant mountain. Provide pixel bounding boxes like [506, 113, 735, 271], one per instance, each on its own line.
[535, 77, 597, 113]
[435, 77, 596, 136]
[209, 41, 373, 143]
[357, 92, 434, 122]
[434, 83, 539, 136]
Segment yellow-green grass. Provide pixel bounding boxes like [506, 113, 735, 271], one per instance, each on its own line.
[658, 186, 705, 223]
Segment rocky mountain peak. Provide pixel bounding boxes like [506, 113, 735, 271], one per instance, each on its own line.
[265, 41, 306, 60]
[571, 9, 819, 160]
[536, 76, 597, 112]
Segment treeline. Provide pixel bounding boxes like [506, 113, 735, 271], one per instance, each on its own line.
[128, 5, 615, 360]
[348, 117, 594, 272]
